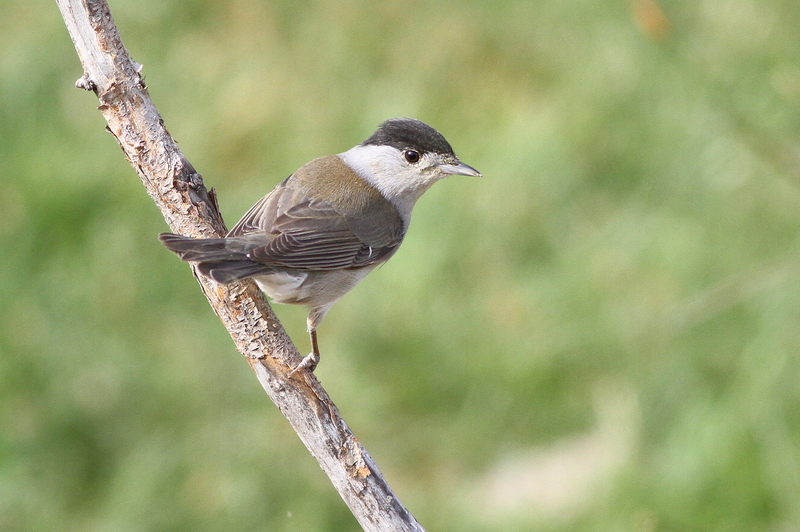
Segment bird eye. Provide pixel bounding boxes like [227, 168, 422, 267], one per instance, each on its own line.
[404, 150, 420, 163]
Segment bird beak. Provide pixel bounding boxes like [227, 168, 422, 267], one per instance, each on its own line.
[437, 160, 482, 177]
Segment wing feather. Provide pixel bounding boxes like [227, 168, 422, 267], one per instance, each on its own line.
[225, 167, 404, 271]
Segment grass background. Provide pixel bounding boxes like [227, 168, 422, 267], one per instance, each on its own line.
[2, 0, 800, 530]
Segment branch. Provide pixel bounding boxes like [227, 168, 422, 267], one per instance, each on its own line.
[55, 1, 424, 530]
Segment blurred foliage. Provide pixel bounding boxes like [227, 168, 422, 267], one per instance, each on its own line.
[2, 0, 800, 530]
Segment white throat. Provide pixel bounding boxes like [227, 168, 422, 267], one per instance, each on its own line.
[338, 144, 443, 224]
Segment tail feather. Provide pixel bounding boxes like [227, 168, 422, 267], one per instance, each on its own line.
[196, 260, 273, 283]
[159, 233, 273, 283]
[159, 233, 250, 261]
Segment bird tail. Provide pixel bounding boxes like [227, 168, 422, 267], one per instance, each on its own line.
[159, 233, 272, 283]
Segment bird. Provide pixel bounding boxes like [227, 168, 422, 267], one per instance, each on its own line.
[159, 118, 481, 374]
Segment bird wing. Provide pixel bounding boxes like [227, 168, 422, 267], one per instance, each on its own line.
[227, 177, 404, 271]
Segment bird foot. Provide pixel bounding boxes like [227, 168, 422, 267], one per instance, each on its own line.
[288, 352, 320, 376]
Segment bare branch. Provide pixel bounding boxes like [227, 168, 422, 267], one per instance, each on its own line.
[55, 1, 424, 530]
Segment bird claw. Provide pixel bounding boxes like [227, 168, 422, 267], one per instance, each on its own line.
[288, 352, 320, 376]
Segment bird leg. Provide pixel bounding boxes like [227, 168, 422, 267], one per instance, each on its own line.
[288, 326, 321, 376]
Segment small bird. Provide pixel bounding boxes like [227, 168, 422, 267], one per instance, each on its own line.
[160, 118, 481, 373]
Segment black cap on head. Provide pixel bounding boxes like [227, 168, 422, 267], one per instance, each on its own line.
[362, 118, 455, 156]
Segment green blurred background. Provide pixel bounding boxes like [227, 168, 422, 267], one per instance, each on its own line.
[2, 0, 800, 530]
